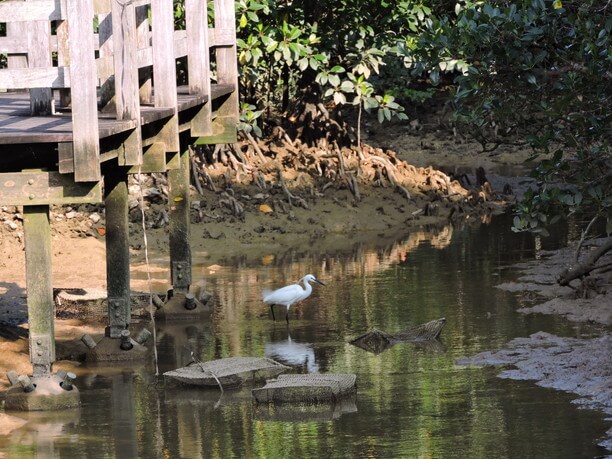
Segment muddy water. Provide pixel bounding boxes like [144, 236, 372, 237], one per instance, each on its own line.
[3, 215, 609, 458]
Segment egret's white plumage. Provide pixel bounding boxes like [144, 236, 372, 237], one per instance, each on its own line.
[262, 274, 325, 323]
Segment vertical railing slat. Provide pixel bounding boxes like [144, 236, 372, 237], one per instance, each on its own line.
[27, 19, 53, 115]
[98, 11, 116, 113]
[136, 4, 152, 104]
[112, 0, 142, 165]
[186, 0, 213, 135]
[198, 0, 239, 144]
[67, 0, 101, 182]
[151, 0, 180, 157]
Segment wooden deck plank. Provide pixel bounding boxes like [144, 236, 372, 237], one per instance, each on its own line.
[0, 83, 235, 146]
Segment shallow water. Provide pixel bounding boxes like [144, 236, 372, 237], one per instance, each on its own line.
[2, 215, 609, 458]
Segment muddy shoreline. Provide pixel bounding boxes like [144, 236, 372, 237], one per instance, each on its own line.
[458, 238, 612, 453]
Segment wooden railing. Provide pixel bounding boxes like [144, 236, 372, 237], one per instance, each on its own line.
[0, 0, 238, 182]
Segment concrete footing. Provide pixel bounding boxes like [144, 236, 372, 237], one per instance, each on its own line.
[4, 374, 80, 411]
[85, 336, 149, 362]
[155, 293, 210, 320]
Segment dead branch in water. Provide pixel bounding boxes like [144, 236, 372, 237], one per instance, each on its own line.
[558, 238, 612, 287]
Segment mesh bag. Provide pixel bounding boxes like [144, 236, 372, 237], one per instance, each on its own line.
[164, 357, 289, 388]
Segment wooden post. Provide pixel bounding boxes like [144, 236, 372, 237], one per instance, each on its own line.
[104, 169, 131, 338]
[151, 0, 180, 166]
[136, 4, 152, 104]
[186, 0, 213, 136]
[112, 0, 143, 166]
[23, 205, 55, 377]
[27, 17, 53, 115]
[198, 0, 239, 144]
[98, 10, 116, 113]
[168, 144, 192, 294]
[67, 0, 101, 182]
[55, 18, 71, 108]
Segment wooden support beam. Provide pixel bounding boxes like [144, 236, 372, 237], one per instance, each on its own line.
[195, 115, 237, 145]
[0, 171, 102, 206]
[0, 67, 71, 89]
[23, 205, 55, 377]
[127, 142, 166, 174]
[168, 146, 192, 294]
[0, 0, 63, 22]
[104, 169, 131, 338]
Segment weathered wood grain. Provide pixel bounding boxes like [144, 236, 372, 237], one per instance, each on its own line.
[151, 0, 180, 161]
[67, 0, 101, 182]
[112, 0, 143, 166]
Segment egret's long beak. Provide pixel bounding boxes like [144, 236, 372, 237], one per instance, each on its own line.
[315, 279, 326, 286]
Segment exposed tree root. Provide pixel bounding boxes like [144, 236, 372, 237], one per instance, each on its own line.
[190, 133, 512, 226]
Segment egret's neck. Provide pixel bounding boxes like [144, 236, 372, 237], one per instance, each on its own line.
[301, 277, 313, 293]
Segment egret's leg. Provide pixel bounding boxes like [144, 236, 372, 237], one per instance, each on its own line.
[270, 304, 276, 321]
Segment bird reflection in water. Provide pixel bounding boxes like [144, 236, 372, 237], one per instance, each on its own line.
[264, 334, 319, 373]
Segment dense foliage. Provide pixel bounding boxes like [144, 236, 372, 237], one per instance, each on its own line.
[407, 0, 611, 238]
[231, 0, 611, 242]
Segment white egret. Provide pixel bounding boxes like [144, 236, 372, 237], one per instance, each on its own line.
[262, 274, 325, 324]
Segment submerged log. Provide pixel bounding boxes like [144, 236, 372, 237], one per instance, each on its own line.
[349, 318, 446, 354]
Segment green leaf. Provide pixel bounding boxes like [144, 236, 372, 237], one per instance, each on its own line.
[328, 74, 340, 86]
[364, 97, 378, 109]
[247, 11, 259, 22]
[340, 80, 355, 92]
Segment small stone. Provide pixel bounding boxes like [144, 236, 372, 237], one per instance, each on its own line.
[65, 211, 77, 219]
[6, 222, 18, 230]
[89, 212, 101, 223]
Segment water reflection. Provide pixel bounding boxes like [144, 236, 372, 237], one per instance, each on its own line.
[253, 396, 358, 422]
[1, 215, 608, 458]
[265, 333, 319, 373]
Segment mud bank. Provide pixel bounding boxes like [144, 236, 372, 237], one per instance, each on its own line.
[459, 238, 612, 453]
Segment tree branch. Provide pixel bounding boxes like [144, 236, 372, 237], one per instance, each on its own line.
[558, 237, 612, 286]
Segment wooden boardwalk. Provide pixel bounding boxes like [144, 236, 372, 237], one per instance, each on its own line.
[0, 0, 240, 393]
[0, 84, 234, 144]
